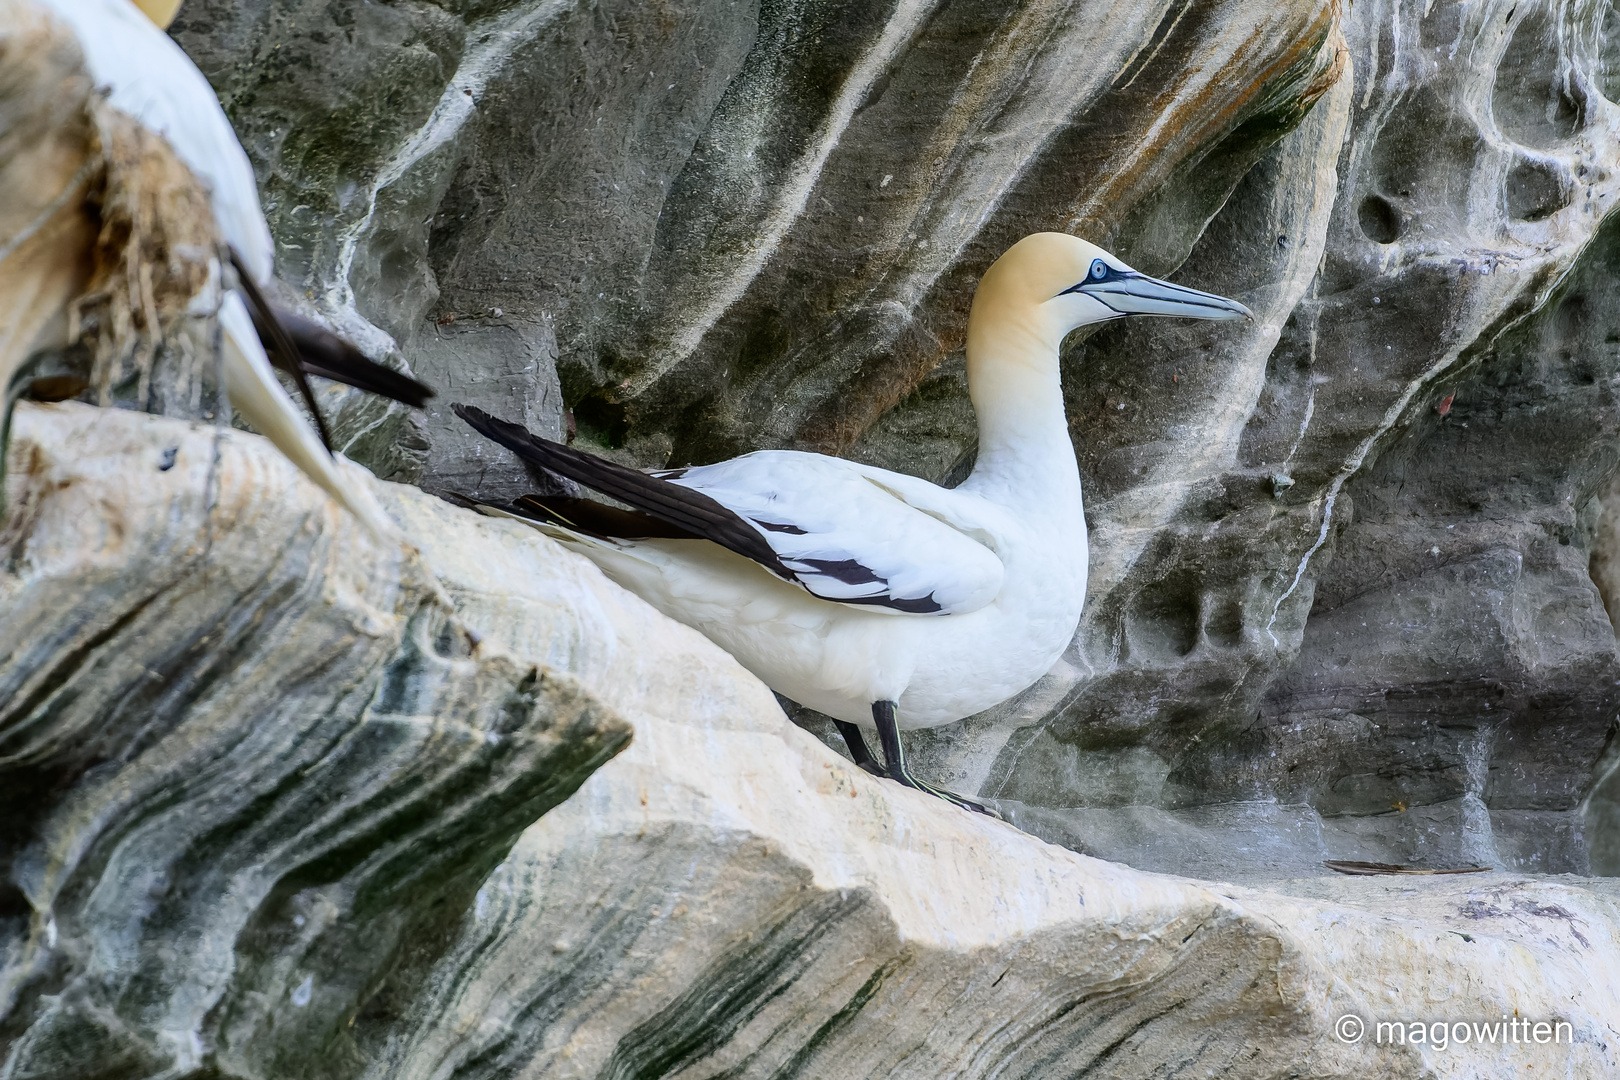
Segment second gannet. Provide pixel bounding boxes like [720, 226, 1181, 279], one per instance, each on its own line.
[456, 233, 1251, 815]
[7, 0, 432, 535]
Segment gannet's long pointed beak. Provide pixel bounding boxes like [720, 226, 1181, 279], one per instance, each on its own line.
[1070, 272, 1253, 321]
[218, 292, 397, 540]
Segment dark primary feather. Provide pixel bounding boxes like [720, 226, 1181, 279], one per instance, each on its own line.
[229, 247, 435, 456]
[452, 404, 791, 575]
[272, 309, 434, 408]
[453, 405, 950, 614]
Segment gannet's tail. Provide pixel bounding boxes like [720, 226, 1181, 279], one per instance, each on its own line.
[219, 291, 394, 538]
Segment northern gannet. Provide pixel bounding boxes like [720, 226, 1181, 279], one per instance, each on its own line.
[3, 0, 431, 535]
[455, 233, 1251, 814]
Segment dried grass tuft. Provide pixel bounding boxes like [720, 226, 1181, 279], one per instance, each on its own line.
[70, 100, 219, 407]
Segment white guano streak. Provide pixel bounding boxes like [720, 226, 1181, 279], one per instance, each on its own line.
[1264, 0, 1620, 649]
[622, 0, 939, 398]
[324, 0, 572, 322]
[1264, 346, 1451, 646]
[1262, 261, 1570, 649]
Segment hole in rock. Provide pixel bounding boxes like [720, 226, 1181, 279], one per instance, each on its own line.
[0, 884, 29, 921]
[1126, 576, 1200, 659]
[1357, 195, 1403, 244]
[1494, 5, 1586, 146]
[1505, 158, 1570, 222]
[571, 392, 630, 449]
[433, 619, 470, 659]
[0, 883, 32, 942]
[1203, 597, 1245, 649]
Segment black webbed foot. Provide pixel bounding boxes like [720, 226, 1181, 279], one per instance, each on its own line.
[870, 701, 1003, 820]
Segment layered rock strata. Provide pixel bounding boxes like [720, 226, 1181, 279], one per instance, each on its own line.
[0, 403, 629, 1077]
[2, 405, 1617, 1078]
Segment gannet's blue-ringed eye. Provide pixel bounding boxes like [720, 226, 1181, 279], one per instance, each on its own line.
[1058, 258, 1122, 297]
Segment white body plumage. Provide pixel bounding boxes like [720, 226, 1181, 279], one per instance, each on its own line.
[573, 445, 1087, 729]
[511, 234, 1249, 732]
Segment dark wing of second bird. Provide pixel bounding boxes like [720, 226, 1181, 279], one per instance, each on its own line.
[230, 249, 434, 451]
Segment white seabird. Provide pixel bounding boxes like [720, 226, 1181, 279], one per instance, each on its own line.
[9, 0, 431, 536]
[455, 232, 1251, 814]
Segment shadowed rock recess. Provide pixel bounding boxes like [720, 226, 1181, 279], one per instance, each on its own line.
[166, 0, 1620, 876]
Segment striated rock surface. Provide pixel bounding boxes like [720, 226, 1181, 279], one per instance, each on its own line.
[378, 753, 1620, 1079]
[0, 403, 630, 1077]
[10, 0, 1620, 1075]
[4, 404, 1620, 1078]
[160, 0, 1620, 875]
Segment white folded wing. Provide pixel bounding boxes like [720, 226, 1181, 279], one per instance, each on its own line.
[666, 452, 1004, 615]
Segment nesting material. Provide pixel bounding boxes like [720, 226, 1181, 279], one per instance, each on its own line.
[0, 0, 220, 419]
[73, 97, 217, 407]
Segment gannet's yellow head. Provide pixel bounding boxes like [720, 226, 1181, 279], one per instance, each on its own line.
[970, 232, 1251, 355]
[133, 0, 184, 29]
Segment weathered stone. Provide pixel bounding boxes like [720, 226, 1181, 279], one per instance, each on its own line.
[170, 0, 1345, 471]
[5, 403, 1620, 1078]
[0, 402, 630, 1078]
[372, 727, 1620, 1078]
[161, 0, 1620, 875]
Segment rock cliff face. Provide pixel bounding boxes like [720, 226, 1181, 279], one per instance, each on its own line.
[162, 0, 1620, 876]
[5, 404, 1619, 1079]
[11, 0, 1620, 1075]
[0, 404, 631, 1077]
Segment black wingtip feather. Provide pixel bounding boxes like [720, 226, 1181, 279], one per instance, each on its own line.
[229, 247, 334, 453]
[452, 404, 789, 575]
[276, 309, 435, 408]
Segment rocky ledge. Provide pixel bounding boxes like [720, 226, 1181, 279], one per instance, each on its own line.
[2, 404, 1616, 1079]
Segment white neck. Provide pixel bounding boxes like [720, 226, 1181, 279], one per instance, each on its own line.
[961, 307, 1083, 511]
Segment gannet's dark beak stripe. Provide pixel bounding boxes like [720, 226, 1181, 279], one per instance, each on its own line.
[1062, 267, 1253, 321]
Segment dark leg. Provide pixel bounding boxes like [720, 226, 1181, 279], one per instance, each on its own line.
[870, 701, 1002, 819]
[833, 720, 886, 777]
